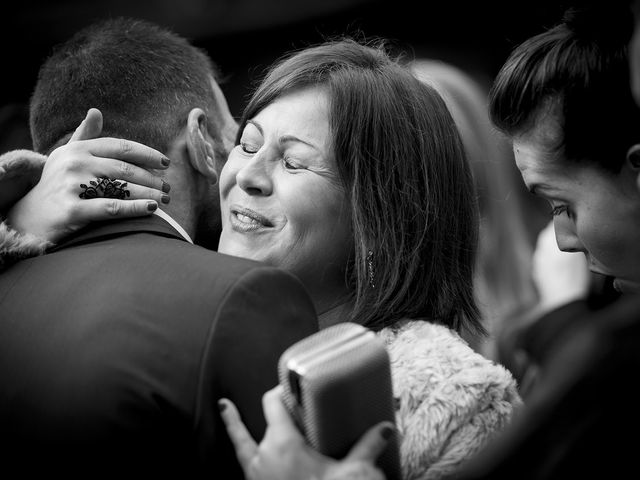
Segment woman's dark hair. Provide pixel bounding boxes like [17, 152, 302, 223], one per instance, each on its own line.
[489, 3, 640, 172]
[238, 38, 482, 335]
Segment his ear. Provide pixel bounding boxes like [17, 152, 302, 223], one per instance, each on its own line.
[186, 108, 218, 184]
[626, 144, 640, 169]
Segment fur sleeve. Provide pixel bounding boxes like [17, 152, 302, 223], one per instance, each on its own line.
[380, 321, 523, 480]
[0, 220, 52, 270]
[0, 149, 47, 215]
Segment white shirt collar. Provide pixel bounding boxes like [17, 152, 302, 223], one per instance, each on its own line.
[152, 208, 194, 244]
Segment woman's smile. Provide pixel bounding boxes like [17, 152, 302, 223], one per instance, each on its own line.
[229, 205, 274, 232]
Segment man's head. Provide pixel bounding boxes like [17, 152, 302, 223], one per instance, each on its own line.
[29, 17, 237, 241]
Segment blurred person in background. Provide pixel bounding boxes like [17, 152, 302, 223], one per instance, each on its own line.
[0, 36, 522, 479]
[410, 59, 539, 363]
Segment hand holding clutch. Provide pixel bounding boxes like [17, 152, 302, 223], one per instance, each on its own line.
[219, 385, 392, 480]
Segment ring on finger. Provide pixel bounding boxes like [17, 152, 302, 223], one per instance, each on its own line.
[79, 176, 130, 200]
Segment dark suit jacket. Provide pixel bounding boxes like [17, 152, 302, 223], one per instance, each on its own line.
[0, 215, 318, 478]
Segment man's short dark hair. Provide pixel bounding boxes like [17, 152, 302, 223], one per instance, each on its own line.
[30, 17, 219, 154]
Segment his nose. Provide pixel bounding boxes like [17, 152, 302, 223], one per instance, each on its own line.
[236, 150, 273, 196]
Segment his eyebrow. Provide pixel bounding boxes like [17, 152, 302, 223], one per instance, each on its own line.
[528, 183, 556, 197]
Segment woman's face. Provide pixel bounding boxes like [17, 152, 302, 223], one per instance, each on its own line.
[513, 118, 640, 294]
[218, 86, 352, 296]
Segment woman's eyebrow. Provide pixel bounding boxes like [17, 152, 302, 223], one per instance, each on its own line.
[245, 119, 263, 135]
[279, 134, 320, 151]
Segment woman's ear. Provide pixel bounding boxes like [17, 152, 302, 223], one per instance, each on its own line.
[186, 108, 218, 185]
[626, 144, 640, 170]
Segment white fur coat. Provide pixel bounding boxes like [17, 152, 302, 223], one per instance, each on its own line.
[0, 220, 50, 269]
[377, 320, 522, 480]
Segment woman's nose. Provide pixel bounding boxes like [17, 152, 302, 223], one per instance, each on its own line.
[236, 150, 273, 195]
[554, 222, 585, 253]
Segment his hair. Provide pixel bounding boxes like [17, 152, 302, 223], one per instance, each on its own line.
[240, 38, 481, 335]
[489, 3, 640, 172]
[30, 17, 219, 154]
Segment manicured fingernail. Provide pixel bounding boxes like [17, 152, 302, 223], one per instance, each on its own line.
[147, 201, 157, 212]
[218, 400, 227, 412]
[162, 180, 171, 193]
[628, 145, 640, 167]
[161, 194, 170, 204]
[161, 157, 171, 167]
[381, 424, 395, 440]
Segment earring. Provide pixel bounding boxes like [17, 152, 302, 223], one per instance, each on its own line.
[367, 250, 375, 288]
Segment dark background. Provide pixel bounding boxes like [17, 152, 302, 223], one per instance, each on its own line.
[2, 0, 571, 123]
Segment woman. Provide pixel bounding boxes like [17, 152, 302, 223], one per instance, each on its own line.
[488, 7, 640, 295]
[0, 38, 521, 479]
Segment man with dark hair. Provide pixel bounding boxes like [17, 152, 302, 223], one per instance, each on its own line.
[0, 17, 317, 478]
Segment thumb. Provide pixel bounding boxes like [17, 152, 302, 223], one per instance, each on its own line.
[69, 108, 103, 143]
[344, 422, 395, 463]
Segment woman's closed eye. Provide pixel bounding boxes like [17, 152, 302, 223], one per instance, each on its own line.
[283, 157, 305, 171]
[240, 141, 260, 154]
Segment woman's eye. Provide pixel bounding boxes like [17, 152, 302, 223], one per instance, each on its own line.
[240, 141, 259, 154]
[551, 205, 572, 218]
[283, 157, 302, 170]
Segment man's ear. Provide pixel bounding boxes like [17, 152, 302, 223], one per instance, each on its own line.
[186, 108, 218, 185]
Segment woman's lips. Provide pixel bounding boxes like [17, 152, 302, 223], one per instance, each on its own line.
[229, 206, 274, 232]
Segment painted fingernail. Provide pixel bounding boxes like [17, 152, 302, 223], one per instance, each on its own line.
[381, 424, 395, 440]
[161, 180, 171, 193]
[161, 194, 170, 204]
[161, 157, 171, 167]
[218, 400, 227, 412]
[628, 145, 640, 167]
[147, 201, 157, 212]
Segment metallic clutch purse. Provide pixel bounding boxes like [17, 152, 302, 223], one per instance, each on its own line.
[278, 322, 401, 480]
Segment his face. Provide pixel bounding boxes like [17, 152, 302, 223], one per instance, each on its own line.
[513, 115, 640, 293]
[217, 87, 352, 292]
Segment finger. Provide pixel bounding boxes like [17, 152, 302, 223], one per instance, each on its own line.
[83, 137, 170, 169]
[262, 385, 301, 435]
[79, 158, 170, 193]
[218, 398, 259, 469]
[345, 422, 395, 462]
[69, 108, 103, 143]
[72, 198, 160, 220]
